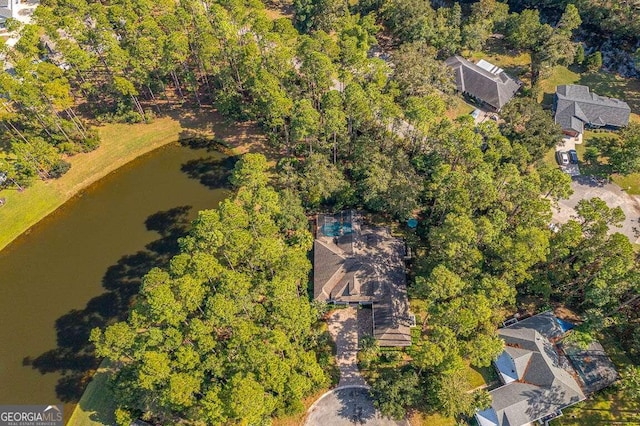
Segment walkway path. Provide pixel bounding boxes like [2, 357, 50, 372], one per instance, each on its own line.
[327, 306, 367, 388]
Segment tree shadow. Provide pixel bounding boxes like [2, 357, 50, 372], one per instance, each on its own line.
[180, 155, 237, 190]
[335, 387, 378, 424]
[25, 206, 193, 403]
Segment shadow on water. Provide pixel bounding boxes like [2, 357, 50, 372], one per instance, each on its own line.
[181, 154, 238, 190]
[178, 132, 239, 190]
[24, 206, 193, 402]
[18, 119, 237, 404]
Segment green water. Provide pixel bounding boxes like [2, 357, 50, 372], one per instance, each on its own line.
[0, 141, 232, 406]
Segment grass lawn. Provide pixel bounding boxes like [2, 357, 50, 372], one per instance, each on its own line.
[467, 39, 531, 84]
[66, 363, 116, 426]
[538, 65, 581, 106]
[612, 173, 640, 195]
[0, 108, 264, 252]
[446, 96, 475, 119]
[551, 331, 640, 426]
[465, 363, 498, 390]
[410, 412, 456, 426]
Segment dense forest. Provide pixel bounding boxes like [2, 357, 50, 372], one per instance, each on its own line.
[1, 0, 639, 423]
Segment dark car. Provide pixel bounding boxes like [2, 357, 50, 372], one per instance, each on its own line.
[568, 149, 578, 164]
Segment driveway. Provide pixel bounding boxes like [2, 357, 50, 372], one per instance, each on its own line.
[556, 136, 581, 176]
[327, 306, 367, 387]
[305, 387, 409, 426]
[306, 307, 410, 426]
[552, 176, 640, 243]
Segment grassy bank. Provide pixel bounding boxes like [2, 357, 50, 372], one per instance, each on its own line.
[0, 108, 264, 253]
[66, 363, 116, 426]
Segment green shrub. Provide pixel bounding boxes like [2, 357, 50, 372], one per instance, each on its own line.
[586, 51, 603, 72]
[49, 159, 71, 179]
[81, 130, 101, 152]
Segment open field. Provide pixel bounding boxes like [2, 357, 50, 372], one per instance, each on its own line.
[0, 108, 264, 252]
[551, 331, 640, 426]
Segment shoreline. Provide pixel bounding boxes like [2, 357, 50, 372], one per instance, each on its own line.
[0, 108, 264, 254]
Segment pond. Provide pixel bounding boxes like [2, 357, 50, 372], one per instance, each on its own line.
[0, 141, 233, 409]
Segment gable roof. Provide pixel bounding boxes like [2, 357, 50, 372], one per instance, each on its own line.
[445, 56, 521, 110]
[477, 314, 585, 426]
[554, 84, 631, 133]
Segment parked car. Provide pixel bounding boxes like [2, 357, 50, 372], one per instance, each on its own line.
[470, 109, 481, 119]
[568, 149, 578, 164]
[556, 151, 570, 166]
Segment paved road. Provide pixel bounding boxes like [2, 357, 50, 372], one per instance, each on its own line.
[552, 176, 640, 243]
[305, 387, 409, 426]
[327, 307, 367, 388]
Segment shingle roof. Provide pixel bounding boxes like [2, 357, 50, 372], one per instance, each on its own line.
[554, 84, 631, 133]
[445, 56, 521, 110]
[477, 315, 586, 426]
[313, 211, 411, 347]
[313, 240, 346, 300]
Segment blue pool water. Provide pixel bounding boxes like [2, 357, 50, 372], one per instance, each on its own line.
[321, 222, 352, 237]
[556, 317, 575, 332]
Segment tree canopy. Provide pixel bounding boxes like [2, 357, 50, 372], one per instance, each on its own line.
[91, 154, 328, 424]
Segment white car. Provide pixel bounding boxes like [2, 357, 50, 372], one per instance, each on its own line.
[556, 151, 570, 166]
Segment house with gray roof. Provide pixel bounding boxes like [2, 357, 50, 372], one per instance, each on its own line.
[0, 0, 18, 19]
[554, 84, 631, 136]
[445, 56, 521, 111]
[476, 312, 618, 426]
[313, 211, 412, 347]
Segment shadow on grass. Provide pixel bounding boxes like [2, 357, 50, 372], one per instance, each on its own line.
[472, 365, 499, 388]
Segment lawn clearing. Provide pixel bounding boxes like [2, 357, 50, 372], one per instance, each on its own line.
[612, 173, 640, 195]
[0, 108, 263, 252]
[466, 38, 531, 84]
[538, 65, 581, 106]
[446, 96, 475, 119]
[67, 363, 116, 426]
[409, 412, 456, 426]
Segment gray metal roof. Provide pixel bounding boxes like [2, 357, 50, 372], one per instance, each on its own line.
[445, 56, 521, 110]
[554, 84, 631, 133]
